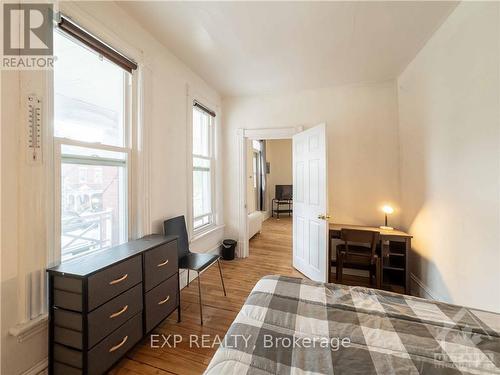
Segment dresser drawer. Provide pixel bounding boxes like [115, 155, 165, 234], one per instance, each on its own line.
[145, 274, 178, 332]
[53, 283, 143, 350]
[144, 240, 177, 291]
[88, 283, 143, 348]
[88, 313, 143, 375]
[88, 256, 142, 311]
[54, 313, 142, 375]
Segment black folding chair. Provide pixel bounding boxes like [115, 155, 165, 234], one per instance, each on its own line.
[163, 215, 226, 325]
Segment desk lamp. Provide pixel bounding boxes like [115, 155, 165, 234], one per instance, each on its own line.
[380, 205, 394, 230]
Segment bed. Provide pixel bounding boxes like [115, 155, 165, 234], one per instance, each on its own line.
[204, 275, 500, 374]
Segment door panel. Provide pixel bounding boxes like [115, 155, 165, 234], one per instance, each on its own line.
[309, 159, 319, 205]
[292, 123, 328, 282]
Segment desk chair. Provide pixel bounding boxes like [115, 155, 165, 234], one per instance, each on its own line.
[336, 229, 381, 288]
[163, 216, 226, 325]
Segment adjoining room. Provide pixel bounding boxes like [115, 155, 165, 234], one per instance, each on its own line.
[247, 138, 293, 243]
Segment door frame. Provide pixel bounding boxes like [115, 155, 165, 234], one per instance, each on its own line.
[237, 126, 303, 258]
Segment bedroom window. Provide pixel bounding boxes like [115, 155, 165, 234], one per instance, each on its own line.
[54, 17, 136, 262]
[192, 102, 216, 233]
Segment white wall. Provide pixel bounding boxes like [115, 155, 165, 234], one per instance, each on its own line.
[265, 139, 293, 218]
[398, 2, 500, 312]
[223, 81, 401, 240]
[0, 1, 222, 374]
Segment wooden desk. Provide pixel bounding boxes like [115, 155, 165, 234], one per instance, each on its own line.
[329, 223, 412, 294]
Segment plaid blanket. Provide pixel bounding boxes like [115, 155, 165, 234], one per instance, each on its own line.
[204, 275, 500, 375]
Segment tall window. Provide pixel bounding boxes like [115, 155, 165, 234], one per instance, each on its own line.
[192, 103, 216, 232]
[54, 27, 132, 262]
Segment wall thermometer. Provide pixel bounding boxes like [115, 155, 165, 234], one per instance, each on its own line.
[27, 94, 42, 164]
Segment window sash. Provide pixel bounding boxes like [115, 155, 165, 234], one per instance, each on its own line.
[59, 152, 128, 262]
[191, 105, 215, 234]
[192, 107, 213, 158]
[61, 154, 127, 167]
[53, 29, 131, 148]
[192, 165, 212, 217]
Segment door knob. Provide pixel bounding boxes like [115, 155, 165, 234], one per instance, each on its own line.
[318, 214, 331, 220]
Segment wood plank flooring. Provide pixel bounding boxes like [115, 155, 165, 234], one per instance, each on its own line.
[110, 216, 368, 375]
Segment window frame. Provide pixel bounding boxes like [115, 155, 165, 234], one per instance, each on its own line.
[53, 27, 135, 263]
[190, 101, 217, 237]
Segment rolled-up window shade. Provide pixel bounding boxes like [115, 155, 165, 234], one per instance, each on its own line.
[57, 15, 138, 73]
[193, 100, 216, 117]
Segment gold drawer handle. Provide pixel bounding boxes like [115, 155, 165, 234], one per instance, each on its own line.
[109, 335, 128, 353]
[109, 273, 128, 285]
[158, 295, 170, 305]
[157, 259, 169, 267]
[109, 305, 128, 319]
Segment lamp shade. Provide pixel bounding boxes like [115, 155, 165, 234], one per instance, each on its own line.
[382, 205, 394, 215]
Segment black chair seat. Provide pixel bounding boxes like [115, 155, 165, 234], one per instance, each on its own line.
[164, 215, 227, 325]
[179, 253, 219, 272]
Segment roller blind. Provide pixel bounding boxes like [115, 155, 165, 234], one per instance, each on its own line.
[57, 14, 138, 73]
[193, 100, 216, 117]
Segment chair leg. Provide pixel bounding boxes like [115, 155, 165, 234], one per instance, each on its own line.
[338, 253, 343, 283]
[197, 271, 203, 325]
[376, 257, 381, 289]
[177, 276, 181, 323]
[335, 249, 340, 281]
[217, 259, 227, 296]
[186, 269, 190, 287]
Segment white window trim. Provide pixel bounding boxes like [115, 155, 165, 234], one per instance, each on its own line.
[186, 88, 219, 239]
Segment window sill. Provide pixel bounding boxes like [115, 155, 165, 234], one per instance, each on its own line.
[9, 314, 48, 343]
[191, 224, 225, 243]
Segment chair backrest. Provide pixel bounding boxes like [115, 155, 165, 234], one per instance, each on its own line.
[340, 229, 380, 258]
[163, 215, 190, 259]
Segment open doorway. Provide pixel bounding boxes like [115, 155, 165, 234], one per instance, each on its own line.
[247, 139, 293, 252]
[237, 127, 302, 261]
[237, 125, 329, 283]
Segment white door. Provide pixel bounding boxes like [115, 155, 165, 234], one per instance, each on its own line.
[292, 123, 328, 282]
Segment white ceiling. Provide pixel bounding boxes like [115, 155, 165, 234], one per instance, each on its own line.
[120, 1, 457, 97]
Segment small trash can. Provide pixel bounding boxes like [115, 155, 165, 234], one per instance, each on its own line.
[221, 239, 237, 260]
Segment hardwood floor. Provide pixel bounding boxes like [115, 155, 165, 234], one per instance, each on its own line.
[110, 216, 368, 375]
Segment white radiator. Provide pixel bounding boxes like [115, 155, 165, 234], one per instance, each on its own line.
[248, 211, 263, 239]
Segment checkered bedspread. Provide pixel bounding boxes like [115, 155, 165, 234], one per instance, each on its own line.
[204, 275, 500, 375]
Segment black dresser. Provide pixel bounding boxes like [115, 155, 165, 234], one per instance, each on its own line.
[47, 234, 180, 375]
